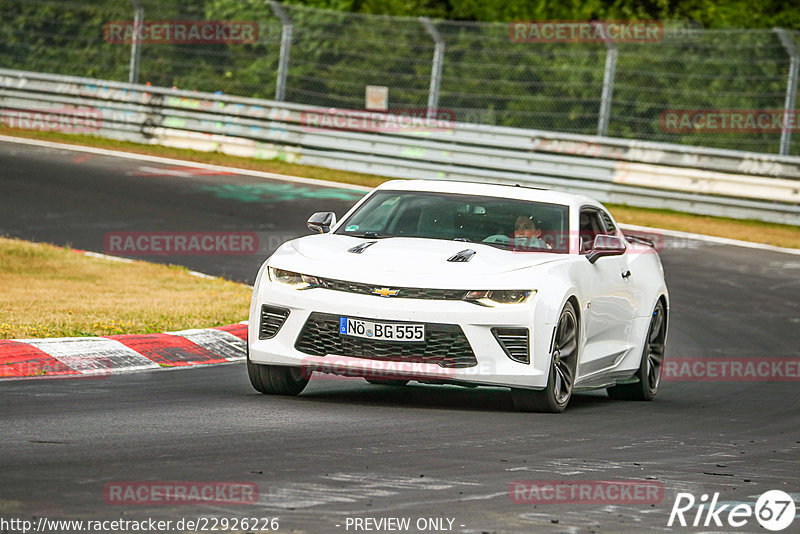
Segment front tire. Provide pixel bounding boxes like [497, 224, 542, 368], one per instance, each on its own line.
[511, 301, 578, 413]
[607, 301, 666, 401]
[247, 350, 309, 396]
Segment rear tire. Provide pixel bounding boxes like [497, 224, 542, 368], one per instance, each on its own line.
[511, 301, 578, 413]
[607, 301, 666, 401]
[247, 349, 309, 396]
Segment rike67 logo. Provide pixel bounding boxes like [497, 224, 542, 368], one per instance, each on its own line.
[668, 490, 796, 531]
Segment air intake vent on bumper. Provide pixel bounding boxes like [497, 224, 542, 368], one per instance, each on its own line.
[259, 305, 290, 339]
[492, 327, 530, 364]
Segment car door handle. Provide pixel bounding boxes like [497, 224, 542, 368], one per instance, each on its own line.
[621, 270, 631, 279]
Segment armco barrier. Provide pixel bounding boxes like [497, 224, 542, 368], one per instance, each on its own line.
[1, 68, 799, 225]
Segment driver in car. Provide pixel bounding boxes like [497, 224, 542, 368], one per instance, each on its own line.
[512, 215, 552, 250]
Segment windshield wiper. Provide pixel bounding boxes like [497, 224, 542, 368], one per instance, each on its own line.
[347, 231, 391, 239]
[483, 242, 514, 250]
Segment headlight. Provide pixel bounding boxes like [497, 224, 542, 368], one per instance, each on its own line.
[465, 289, 535, 306]
[268, 267, 319, 289]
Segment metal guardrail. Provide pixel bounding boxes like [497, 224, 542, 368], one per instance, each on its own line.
[6, 1, 800, 156]
[1, 68, 799, 225]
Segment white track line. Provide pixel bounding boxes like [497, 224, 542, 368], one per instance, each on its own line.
[80, 250, 135, 263]
[620, 223, 800, 256]
[72, 248, 235, 283]
[0, 134, 370, 192]
[1, 134, 797, 255]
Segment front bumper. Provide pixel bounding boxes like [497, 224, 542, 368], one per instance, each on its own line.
[248, 281, 555, 389]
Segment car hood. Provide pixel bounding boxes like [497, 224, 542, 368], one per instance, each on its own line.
[269, 234, 566, 287]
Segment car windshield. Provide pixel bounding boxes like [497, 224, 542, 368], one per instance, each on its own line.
[335, 190, 570, 253]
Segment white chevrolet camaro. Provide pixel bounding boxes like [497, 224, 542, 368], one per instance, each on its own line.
[247, 180, 669, 412]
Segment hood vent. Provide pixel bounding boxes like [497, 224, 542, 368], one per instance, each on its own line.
[347, 241, 378, 254]
[447, 249, 476, 262]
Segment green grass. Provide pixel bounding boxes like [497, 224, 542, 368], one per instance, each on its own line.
[0, 236, 251, 339]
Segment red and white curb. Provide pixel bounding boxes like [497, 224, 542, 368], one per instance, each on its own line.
[0, 323, 247, 380]
[0, 240, 251, 380]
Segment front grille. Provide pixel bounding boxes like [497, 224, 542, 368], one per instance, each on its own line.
[295, 312, 477, 368]
[492, 327, 530, 364]
[315, 277, 469, 300]
[259, 305, 290, 339]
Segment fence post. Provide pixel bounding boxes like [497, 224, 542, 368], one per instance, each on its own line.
[128, 0, 144, 84]
[597, 30, 617, 137]
[270, 1, 293, 102]
[420, 17, 444, 119]
[774, 28, 798, 156]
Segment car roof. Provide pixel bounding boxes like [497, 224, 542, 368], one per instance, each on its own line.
[375, 179, 600, 209]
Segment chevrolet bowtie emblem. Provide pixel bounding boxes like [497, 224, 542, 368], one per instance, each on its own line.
[372, 287, 399, 297]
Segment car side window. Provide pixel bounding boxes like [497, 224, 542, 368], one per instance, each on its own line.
[599, 209, 617, 234]
[578, 208, 605, 254]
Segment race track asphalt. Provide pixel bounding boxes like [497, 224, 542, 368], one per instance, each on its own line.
[1, 140, 798, 533]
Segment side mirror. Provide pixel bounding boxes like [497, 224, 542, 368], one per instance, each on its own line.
[307, 211, 336, 234]
[586, 234, 625, 264]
